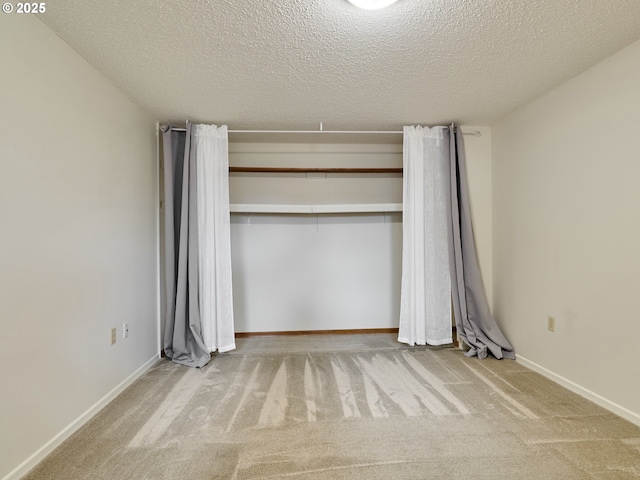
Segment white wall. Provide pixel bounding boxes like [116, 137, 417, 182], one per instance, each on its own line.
[229, 129, 493, 332]
[461, 127, 493, 303]
[0, 15, 158, 480]
[493, 39, 640, 422]
[231, 212, 403, 331]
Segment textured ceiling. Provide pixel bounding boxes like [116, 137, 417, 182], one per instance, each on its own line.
[38, 0, 640, 131]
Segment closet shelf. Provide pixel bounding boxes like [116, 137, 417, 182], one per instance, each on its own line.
[230, 203, 403, 214]
[229, 167, 402, 174]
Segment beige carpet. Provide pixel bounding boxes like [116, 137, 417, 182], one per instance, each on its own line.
[25, 334, 640, 479]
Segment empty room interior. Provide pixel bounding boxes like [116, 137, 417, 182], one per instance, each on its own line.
[2, 1, 640, 478]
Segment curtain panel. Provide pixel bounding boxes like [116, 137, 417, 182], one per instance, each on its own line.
[447, 126, 515, 359]
[398, 126, 452, 346]
[161, 123, 235, 368]
[399, 124, 515, 360]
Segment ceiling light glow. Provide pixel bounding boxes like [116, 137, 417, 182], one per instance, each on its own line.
[347, 0, 400, 10]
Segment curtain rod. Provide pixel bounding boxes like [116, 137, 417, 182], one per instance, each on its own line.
[166, 127, 482, 136]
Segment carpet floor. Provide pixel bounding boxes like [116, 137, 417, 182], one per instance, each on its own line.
[24, 334, 640, 479]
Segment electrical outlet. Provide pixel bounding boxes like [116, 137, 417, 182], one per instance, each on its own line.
[110, 327, 117, 345]
[547, 316, 555, 332]
[123, 323, 129, 339]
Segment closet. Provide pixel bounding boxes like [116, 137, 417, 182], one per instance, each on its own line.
[228, 141, 403, 333]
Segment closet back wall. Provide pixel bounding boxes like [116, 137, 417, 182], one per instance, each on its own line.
[228, 131, 493, 333]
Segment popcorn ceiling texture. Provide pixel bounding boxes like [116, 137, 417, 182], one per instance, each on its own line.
[38, 0, 640, 130]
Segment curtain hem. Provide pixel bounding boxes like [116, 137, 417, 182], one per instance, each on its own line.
[398, 337, 453, 347]
[216, 343, 237, 354]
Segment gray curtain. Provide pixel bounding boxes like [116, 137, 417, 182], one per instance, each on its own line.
[161, 124, 211, 368]
[447, 125, 515, 360]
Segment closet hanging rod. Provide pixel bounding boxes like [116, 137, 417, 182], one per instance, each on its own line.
[166, 127, 481, 136]
[230, 129, 402, 134]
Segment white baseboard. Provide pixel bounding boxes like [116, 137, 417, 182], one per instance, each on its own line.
[3, 355, 160, 480]
[516, 355, 640, 427]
